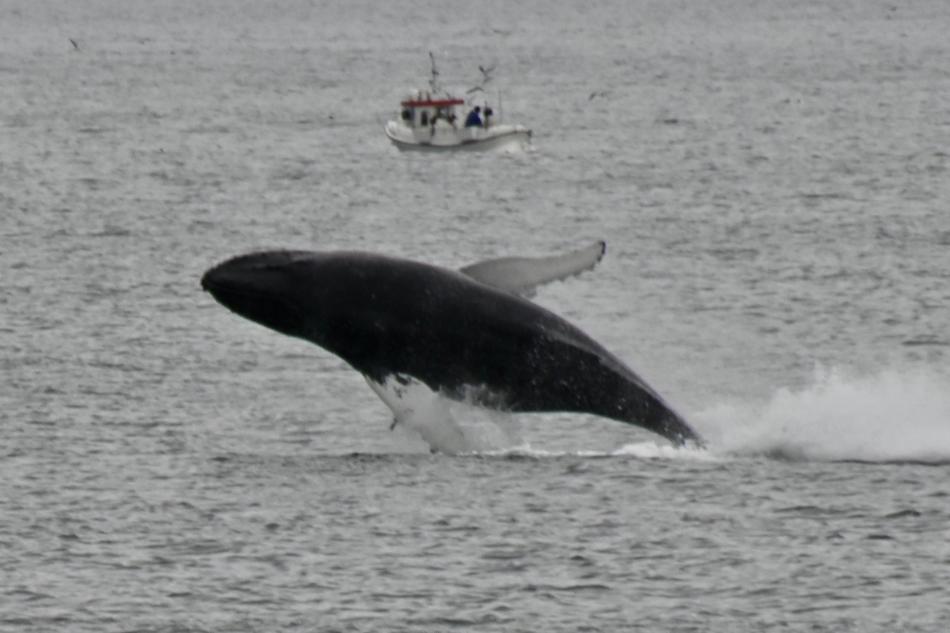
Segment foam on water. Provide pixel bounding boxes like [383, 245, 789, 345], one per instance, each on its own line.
[695, 366, 950, 463]
[460, 440, 719, 462]
[609, 441, 718, 461]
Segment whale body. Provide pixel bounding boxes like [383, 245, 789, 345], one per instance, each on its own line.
[201, 245, 702, 448]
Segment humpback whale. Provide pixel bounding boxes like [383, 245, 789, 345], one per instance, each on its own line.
[201, 242, 702, 449]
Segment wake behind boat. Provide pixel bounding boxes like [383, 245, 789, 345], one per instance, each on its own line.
[384, 54, 532, 152]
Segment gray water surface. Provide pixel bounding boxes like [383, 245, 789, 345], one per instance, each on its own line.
[3, 0, 949, 631]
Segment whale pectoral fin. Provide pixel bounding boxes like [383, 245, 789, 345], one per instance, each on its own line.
[459, 240, 606, 296]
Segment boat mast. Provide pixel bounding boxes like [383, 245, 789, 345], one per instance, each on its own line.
[428, 51, 441, 95]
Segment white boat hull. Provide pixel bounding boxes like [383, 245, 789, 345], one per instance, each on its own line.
[385, 120, 532, 152]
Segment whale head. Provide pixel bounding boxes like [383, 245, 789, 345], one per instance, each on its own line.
[201, 251, 323, 341]
[201, 249, 402, 371]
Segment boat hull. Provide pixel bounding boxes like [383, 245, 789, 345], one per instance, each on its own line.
[385, 121, 532, 152]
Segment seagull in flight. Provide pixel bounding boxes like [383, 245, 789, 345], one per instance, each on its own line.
[467, 63, 497, 94]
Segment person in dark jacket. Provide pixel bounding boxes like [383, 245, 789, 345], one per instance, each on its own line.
[464, 106, 483, 128]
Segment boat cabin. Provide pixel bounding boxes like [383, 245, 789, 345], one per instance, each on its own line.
[399, 93, 465, 129]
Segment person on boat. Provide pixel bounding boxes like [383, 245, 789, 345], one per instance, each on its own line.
[483, 106, 493, 128]
[464, 106, 483, 128]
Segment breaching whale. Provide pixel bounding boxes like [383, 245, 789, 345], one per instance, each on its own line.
[201, 242, 702, 450]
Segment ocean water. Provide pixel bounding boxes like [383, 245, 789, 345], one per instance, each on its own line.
[2, 0, 949, 631]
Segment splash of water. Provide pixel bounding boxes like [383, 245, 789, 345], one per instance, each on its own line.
[469, 440, 717, 460]
[373, 366, 950, 462]
[695, 366, 950, 463]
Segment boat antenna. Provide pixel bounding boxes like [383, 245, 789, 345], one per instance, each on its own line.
[428, 51, 442, 94]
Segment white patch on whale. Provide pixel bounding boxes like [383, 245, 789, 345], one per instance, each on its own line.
[364, 374, 526, 454]
[364, 374, 470, 453]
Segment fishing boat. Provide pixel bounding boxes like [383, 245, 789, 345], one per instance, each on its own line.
[384, 55, 532, 152]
